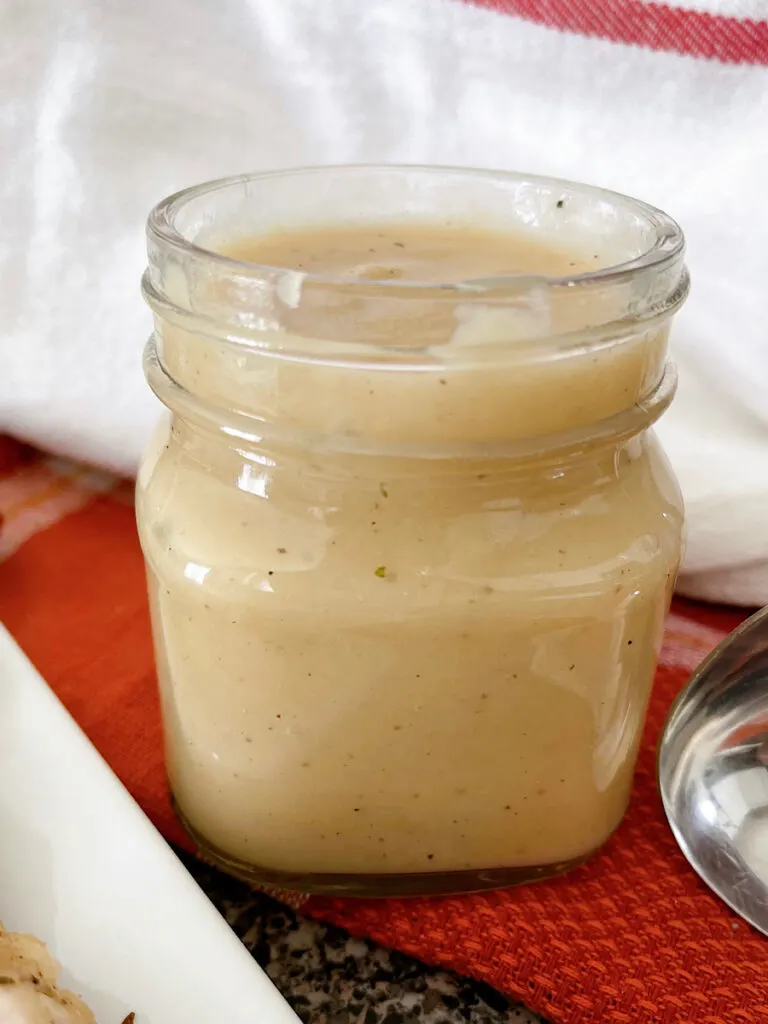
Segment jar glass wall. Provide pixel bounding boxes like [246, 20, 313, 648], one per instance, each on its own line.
[137, 166, 688, 896]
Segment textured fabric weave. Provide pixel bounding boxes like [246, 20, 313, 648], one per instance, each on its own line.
[0, 435, 763, 1024]
[473, 0, 768, 63]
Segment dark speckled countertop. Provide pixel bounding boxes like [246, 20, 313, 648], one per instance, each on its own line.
[185, 855, 548, 1024]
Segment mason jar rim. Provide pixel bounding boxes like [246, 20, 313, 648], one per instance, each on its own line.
[142, 165, 688, 457]
[147, 163, 685, 293]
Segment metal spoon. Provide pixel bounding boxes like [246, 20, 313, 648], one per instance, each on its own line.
[659, 604, 768, 933]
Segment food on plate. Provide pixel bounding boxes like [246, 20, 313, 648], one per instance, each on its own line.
[0, 922, 134, 1023]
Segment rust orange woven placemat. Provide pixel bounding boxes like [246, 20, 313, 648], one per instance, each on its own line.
[0, 436, 765, 1024]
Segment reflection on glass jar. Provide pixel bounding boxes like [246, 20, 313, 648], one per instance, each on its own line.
[137, 166, 688, 896]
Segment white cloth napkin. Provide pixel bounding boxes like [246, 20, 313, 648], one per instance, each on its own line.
[1, 0, 766, 605]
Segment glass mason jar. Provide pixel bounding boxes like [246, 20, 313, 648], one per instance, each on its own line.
[137, 166, 688, 897]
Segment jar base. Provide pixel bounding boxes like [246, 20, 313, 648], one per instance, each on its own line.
[173, 796, 596, 898]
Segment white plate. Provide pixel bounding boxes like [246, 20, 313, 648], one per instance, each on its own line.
[0, 624, 299, 1024]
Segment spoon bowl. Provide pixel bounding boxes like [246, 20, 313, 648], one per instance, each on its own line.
[659, 604, 768, 933]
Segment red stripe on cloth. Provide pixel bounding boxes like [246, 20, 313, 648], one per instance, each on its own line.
[469, 0, 768, 65]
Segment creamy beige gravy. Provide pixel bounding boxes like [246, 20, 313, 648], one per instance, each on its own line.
[138, 221, 683, 881]
[225, 220, 594, 280]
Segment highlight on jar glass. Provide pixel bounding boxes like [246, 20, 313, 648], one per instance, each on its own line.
[137, 166, 689, 897]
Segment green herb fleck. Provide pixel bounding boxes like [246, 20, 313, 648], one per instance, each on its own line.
[379, 483, 389, 498]
[556, 198, 565, 209]
[374, 565, 387, 578]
